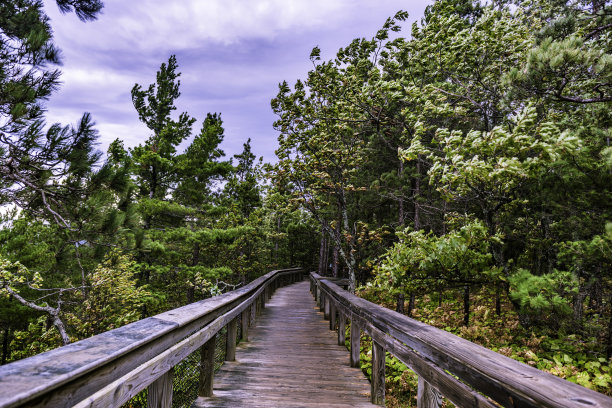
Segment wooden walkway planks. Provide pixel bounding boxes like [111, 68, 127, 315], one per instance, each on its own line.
[193, 280, 376, 408]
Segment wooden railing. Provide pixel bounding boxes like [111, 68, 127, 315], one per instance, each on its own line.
[310, 272, 612, 408]
[0, 268, 304, 408]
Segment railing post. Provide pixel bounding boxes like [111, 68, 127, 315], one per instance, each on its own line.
[241, 308, 249, 342]
[338, 312, 346, 346]
[319, 293, 325, 312]
[198, 336, 216, 398]
[260, 293, 266, 310]
[330, 302, 336, 330]
[324, 296, 330, 320]
[417, 377, 443, 408]
[147, 367, 173, 408]
[371, 341, 385, 405]
[225, 318, 237, 361]
[250, 302, 256, 325]
[350, 321, 360, 368]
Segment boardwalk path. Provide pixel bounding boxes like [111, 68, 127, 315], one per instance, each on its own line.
[193, 280, 376, 408]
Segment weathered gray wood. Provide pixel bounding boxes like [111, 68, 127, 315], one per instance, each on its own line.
[226, 318, 237, 361]
[312, 274, 612, 408]
[417, 377, 443, 408]
[330, 303, 336, 330]
[147, 368, 173, 408]
[350, 321, 360, 368]
[324, 296, 330, 320]
[338, 313, 346, 346]
[249, 301, 256, 326]
[0, 267, 302, 408]
[194, 281, 376, 408]
[199, 337, 216, 398]
[240, 309, 249, 342]
[371, 341, 385, 405]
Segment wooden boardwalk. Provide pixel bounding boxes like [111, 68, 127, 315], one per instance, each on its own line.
[193, 280, 376, 408]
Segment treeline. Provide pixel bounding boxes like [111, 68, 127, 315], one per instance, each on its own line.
[0, 1, 317, 363]
[271, 0, 611, 355]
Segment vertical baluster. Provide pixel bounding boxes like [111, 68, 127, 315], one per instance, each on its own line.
[371, 341, 385, 405]
[338, 312, 346, 346]
[250, 302, 256, 326]
[319, 293, 325, 312]
[225, 318, 237, 361]
[417, 377, 443, 408]
[147, 367, 173, 408]
[330, 302, 336, 330]
[324, 296, 330, 320]
[198, 336, 216, 397]
[350, 321, 360, 368]
[241, 308, 249, 342]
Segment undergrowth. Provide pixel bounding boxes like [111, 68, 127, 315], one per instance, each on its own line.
[352, 286, 612, 407]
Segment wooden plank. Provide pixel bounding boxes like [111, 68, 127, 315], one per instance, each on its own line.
[194, 281, 376, 408]
[0, 268, 302, 408]
[199, 337, 216, 398]
[371, 341, 385, 405]
[147, 368, 173, 408]
[418, 377, 443, 408]
[330, 303, 336, 330]
[225, 318, 237, 361]
[338, 313, 346, 346]
[316, 276, 612, 408]
[350, 321, 360, 368]
[240, 309, 249, 342]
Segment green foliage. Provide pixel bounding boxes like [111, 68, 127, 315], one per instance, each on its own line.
[509, 269, 576, 328]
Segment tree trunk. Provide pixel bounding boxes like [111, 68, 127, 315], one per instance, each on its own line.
[463, 284, 470, 326]
[607, 295, 612, 359]
[398, 160, 405, 227]
[407, 293, 415, 317]
[396, 293, 405, 314]
[414, 155, 421, 230]
[1, 327, 9, 365]
[495, 281, 502, 315]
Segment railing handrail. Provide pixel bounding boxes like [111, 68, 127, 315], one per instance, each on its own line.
[310, 272, 612, 408]
[0, 267, 303, 408]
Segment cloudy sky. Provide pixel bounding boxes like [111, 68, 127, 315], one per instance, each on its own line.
[42, 0, 430, 163]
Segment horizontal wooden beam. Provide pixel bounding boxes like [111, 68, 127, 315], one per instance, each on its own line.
[311, 273, 612, 408]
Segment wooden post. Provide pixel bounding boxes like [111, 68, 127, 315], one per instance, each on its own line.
[324, 297, 330, 320]
[330, 303, 336, 330]
[225, 318, 237, 361]
[371, 341, 385, 405]
[417, 377, 443, 408]
[338, 313, 346, 346]
[319, 294, 325, 312]
[250, 302, 256, 326]
[241, 308, 249, 342]
[260, 293, 266, 310]
[198, 336, 216, 397]
[350, 321, 360, 368]
[147, 367, 173, 408]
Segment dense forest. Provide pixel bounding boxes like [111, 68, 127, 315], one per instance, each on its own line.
[1, 0, 611, 401]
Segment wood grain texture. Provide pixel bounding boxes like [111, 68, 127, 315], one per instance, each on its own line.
[371, 341, 385, 405]
[147, 368, 173, 408]
[240, 309, 249, 342]
[350, 320, 360, 368]
[338, 313, 346, 346]
[312, 273, 612, 408]
[418, 377, 443, 408]
[0, 268, 302, 408]
[193, 281, 376, 408]
[199, 337, 216, 398]
[225, 319, 237, 362]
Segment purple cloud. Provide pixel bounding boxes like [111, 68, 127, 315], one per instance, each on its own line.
[42, 0, 430, 162]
